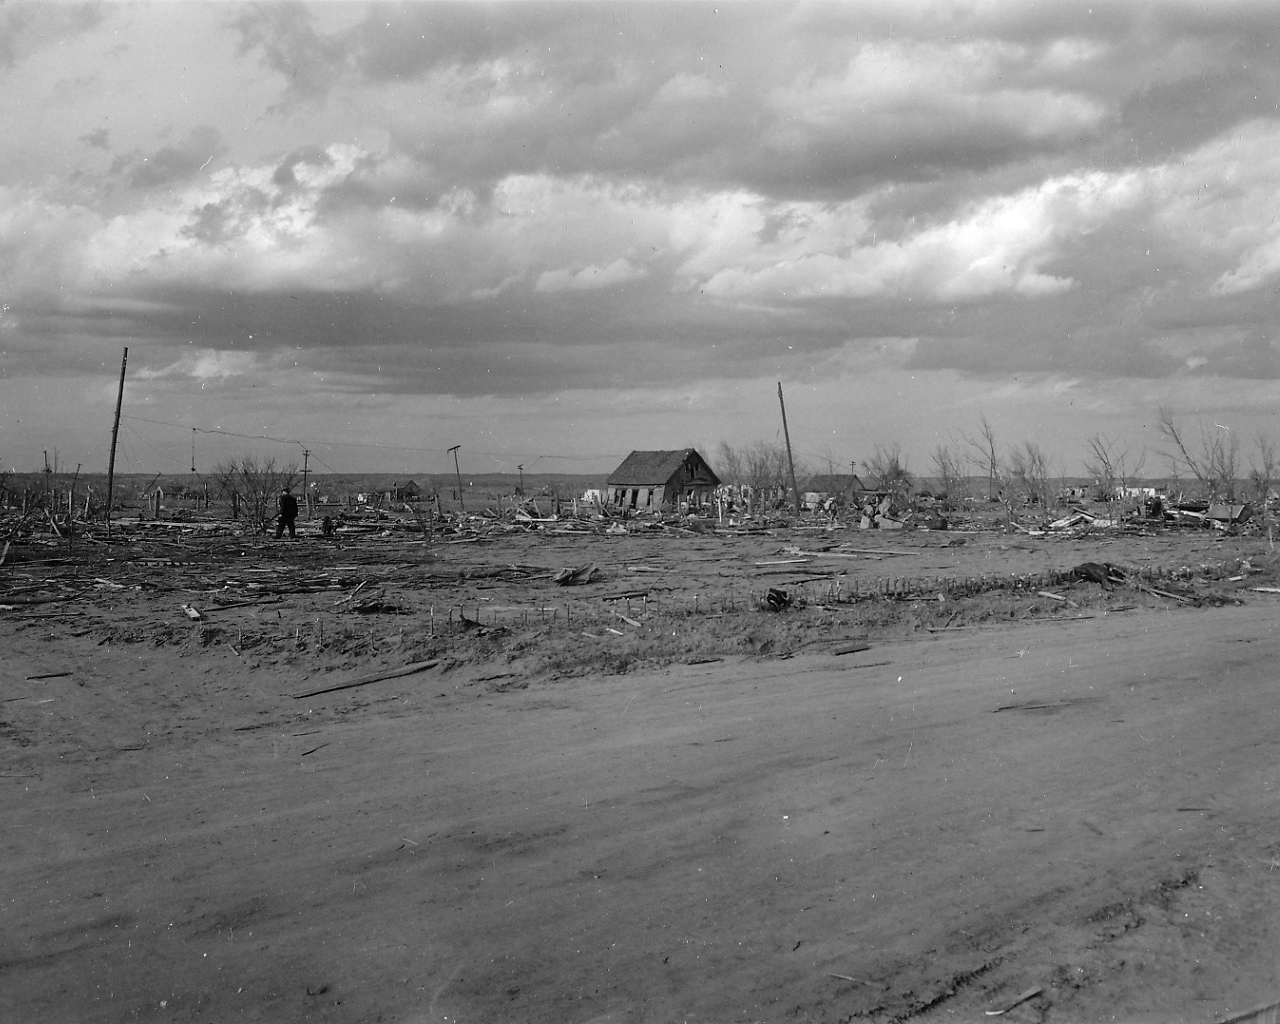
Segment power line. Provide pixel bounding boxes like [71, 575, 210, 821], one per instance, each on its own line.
[121, 415, 308, 451]
[117, 413, 624, 464]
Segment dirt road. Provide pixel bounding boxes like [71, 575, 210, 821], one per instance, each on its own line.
[5, 602, 1280, 1022]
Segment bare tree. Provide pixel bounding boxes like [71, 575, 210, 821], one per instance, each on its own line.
[1157, 407, 1238, 500]
[1249, 432, 1277, 505]
[1248, 432, 1276, 541]
[930, 441, 965, 502]
[742, 442, 794, 510]
[1209, 428, 1240, 501]
[865, 443, 913, 503]
[714, 441, 745, 486]
[962, 414, 1002, 501]
[1156, 406, 1205, 493]
[1006, 441, 1052, 506]
[212, 455, 300, 533]
[1083, 433, 1146, 502]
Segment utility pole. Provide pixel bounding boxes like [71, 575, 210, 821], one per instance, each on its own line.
[517, 464, 524, 496]
[777, 382, 801, 515]
[191, 428, 197, 475]
[302, 449, 311, 518]
[105, 346, 128, 536]
[449, 445, 464, 511]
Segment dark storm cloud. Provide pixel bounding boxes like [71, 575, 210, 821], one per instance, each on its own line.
[61, 266, 862, 399]
[111, 127, 227, 191]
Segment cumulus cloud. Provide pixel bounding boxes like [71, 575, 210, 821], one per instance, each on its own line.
[767, 40, 1109, 146]
[694, 172, 1139, 303]
[133, 349, 262, 381]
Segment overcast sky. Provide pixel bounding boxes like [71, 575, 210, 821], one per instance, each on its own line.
[4, 1, 1280, 480]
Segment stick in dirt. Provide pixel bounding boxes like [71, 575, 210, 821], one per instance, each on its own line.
[291, 660, 439, 699]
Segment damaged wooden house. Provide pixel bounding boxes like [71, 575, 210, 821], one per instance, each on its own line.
[605, 449, 721, 512]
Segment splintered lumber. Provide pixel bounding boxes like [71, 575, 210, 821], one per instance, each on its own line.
[291, 659, 439, 699]
[203, 599, 273, 612]
[1132, 581, 1188, 602]
[984, 986, 1042, 1016]
[815, 548, 916, 557]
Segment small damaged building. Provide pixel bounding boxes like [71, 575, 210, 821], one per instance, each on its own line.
[802, 473, 868, 510]
[391, 480, 421, 502]
[606, 449, 721, 511]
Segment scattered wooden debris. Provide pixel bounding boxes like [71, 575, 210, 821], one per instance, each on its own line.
[1131, 580, 1188, 603]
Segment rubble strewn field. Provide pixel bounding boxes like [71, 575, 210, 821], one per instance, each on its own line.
[6, 502, 1280, 1022]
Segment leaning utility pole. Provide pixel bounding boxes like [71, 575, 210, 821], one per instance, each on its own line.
[105, 346, 128, 536]
[777, 382, 802, 515]
[302, 449, 311, 518]
[449, 445, 464, 511]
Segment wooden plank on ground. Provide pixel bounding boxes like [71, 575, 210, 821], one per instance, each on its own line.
[291, 660, 439, 699]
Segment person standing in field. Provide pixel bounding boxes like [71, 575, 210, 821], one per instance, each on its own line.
[276, 488, 299, 539]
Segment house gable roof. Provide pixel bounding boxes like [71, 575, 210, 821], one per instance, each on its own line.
[803, 473, 866, 493]
[606, 449, 720, 487]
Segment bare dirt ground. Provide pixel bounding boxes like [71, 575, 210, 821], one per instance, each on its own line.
[5, 519, 1280, 1023]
